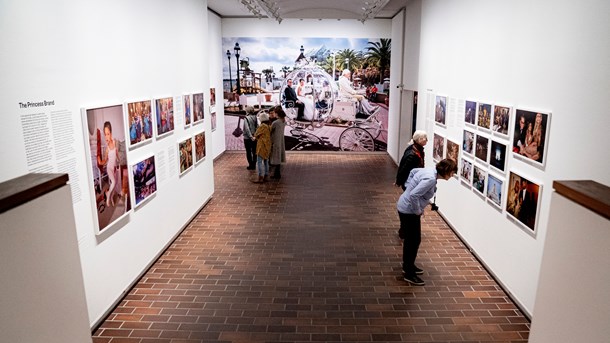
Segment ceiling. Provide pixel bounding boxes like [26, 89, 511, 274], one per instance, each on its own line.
[207, 0, 407, 21]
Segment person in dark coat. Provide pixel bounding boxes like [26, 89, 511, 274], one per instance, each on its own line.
[396, 130, 428, 191]
[284, 78, 305, 120]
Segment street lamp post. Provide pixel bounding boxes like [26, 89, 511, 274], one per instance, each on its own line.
[332, 51, 336, 80]
[345, 58, 350, 73]
[234, 42, 241, 94]
[226, 50, 232, 91]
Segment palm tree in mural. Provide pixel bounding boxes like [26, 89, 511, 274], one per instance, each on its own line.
[336, 49, 363, 74]
[280, 66, 291, 78]
[365, 38, 391, 83]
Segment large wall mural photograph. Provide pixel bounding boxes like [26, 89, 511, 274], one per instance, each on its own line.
[222, 37, 391, 152]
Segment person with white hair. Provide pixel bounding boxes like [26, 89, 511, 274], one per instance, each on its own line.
[338, 69, 379, 117]
[395, 130, 428, 191]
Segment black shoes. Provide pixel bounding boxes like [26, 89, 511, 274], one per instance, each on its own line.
[414, 266, 424, 275]
[246, 166, 255, 170]
[403, 274, 425, 286]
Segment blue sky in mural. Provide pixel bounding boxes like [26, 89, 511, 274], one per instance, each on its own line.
[222, 37, 381, 79]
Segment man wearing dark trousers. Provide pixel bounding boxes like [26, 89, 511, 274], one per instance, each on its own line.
[284, 78, 305, 121]
[397, 159, 457, 286]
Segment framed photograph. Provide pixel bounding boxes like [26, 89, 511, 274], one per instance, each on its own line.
[460, 157, 473, 184]
[462, 129, 475, 156]
[477, 102, 492, 130]
[211, 111, 217, 131]
[81, 104, 132, 234]
[486, 173, 504, 209]
[192, 92, 205, 124]
[472, 164, 487, 196]
[433, 133, 445, 162]
[194, 131, 206, 163]
[492, 105, 511, 138]
[475, 134, 489, 163]
[125, 100, 153, 149]
[183, 94, 192, 127]
[434, 95, 447, 126]
[446, 139, 460, 163]
[490, 140, 507, 173]
[154, 96, 174, 137]
[512, 109, 551, 167]
[505, 171, 542, 233]
[464, 100, 476, 127]
[210, 88, 216, 107]
[130, 154, 157, 208]
[178, 137, 194, 175]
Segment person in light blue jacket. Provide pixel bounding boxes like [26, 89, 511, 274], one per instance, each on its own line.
[397, 158, 457, 286]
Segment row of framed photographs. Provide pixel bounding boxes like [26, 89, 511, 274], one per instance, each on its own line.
[434, 94, 551, 169]
[459, 158, 541, 233]
[125, 92, 207, 150]
[81, 103, 207, 235]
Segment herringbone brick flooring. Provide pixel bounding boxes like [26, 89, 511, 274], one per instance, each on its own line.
[92, 152, 529, 342]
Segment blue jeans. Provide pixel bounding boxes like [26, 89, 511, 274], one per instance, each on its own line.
[257, 156, 269, 177]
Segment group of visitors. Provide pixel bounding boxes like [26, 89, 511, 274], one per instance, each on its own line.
[395, 130, 457, 286]
[242, 105, 286, 183]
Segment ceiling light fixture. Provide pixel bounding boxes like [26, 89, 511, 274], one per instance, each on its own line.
[359, 0, 390, 23]
[241, 0, 282, 23]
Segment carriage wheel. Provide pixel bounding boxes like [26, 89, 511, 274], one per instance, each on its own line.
[339, 127, 375, 152]
[355, 120, 382, 139]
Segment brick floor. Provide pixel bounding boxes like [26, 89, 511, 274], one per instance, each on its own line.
[93, 152, 529, 342]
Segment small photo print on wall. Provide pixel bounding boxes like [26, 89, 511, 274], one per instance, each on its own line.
[125, 100, 153, 149]
[192, 92, 205, 124]
[131, 154, 157, 208]
[446, 139, 460, 163]
[486, 173, 504, 209]
[194, 131, 206, 163]
[490, 140, 507, 172]
[506, 171, 541, 233]
[472, 165, 487, 196]
[512, 109, 551, 168]
[210, 88, 216, 107]
[475, 134, 489, 163]
[464, 100, 476, 126]
[211, 111, 217, 131]
[435, 95, 447, 126]
[155, 97, 175, 137]
[460, 158, 473, 184]
[492, 105, 511, 137]
[433, 133, 445, 162]
[183, 94, 192, 127]
[462, 129, 475, 156]
[82, 104, 132, 234]
[477, 102, 492, 130]
[178, 137, 193, 175]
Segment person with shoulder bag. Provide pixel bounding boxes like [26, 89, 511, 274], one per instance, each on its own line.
[242, 106, 258, 170]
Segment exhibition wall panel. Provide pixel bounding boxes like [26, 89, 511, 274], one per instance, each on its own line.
[411, 0, 610, 316]
[0, 0, 215, 327]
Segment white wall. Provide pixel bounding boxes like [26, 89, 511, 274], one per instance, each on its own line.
[208, 10, 226, 158]
[0, 0, 215, 327]
[529, 191, 610, 342]
[411, 0, 610, 316]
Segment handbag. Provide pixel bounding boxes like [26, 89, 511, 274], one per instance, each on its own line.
[232, 116, 243, 137]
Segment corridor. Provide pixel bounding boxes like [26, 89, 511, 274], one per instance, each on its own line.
[93, 152, 529, 342]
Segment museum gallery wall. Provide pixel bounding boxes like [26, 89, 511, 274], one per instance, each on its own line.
[412, 0, 610, 318]
[0, 0, 217, 327]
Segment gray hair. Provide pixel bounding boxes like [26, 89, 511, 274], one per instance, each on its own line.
[342, 69, 350, 76]
[410, 130, 428, 145]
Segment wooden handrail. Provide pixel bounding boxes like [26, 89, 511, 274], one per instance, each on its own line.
[553, 180, 610, 221]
